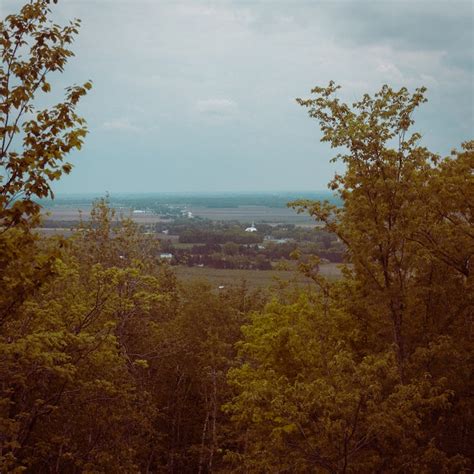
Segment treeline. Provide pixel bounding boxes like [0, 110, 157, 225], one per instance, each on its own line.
[141, 192, 342, 210]
[156, 220, 339, 245]
[178, 227, 262, 245]
[159, 222, 345, 268]
[161, 241, 344, 269]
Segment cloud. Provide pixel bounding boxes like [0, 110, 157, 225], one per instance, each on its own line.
[102, 118, 140, 133]
[195, 98, 238, 116]
[4, 0, 469, 194]
[315, 1, 473, 72]
[376, 62, 405, 82]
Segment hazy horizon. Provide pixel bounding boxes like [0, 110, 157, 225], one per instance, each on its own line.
[50, 189, 335, 196]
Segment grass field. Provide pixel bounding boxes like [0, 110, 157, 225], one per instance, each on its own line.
[174, 263, 342, 290]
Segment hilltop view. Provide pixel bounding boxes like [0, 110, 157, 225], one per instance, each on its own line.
[1, 1, 473, 472]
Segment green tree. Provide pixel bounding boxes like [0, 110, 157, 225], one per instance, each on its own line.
[292, 83, 472, 384]
[0, 199, 181, 472]
[1, 0, 91, 229]
[0, 0, 91, 329]
[226, 83, 473, 471]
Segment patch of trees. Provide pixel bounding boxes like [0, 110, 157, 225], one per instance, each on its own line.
[179, 227, 262, 245]
[163, 222, 346, 263]
[169, 240, 345, 268]
[161, 240, 344, 270]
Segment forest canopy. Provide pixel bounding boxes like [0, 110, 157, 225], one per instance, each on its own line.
[0, 1, 473, 473]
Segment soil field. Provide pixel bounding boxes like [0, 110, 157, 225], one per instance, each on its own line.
[41, 205, 318, 226]
[158, 234, 180, 242]
[174, 263, 342, 290]
[41, 207, 169, 224]
[37, 228, 75, 237]
[188, 206, 319, 225]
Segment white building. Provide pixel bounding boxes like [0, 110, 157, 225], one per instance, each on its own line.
[159, 253, 173, 260]
[245, 222, 258, 232]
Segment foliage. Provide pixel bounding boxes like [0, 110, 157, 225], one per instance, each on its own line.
[1, 0, 91, 229]
[226, 84, 473, 471]
[0, 197, 266, 472]
[0, 0, 91, 335]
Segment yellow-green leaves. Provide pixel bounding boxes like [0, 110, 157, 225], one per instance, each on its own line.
[1, 0, 92, 230]
[227, 85, 473, 471]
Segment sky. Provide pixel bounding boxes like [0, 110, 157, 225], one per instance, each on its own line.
[2, 0, 473, 194]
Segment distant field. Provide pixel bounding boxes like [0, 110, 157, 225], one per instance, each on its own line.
[38, 192, 338, 226]
[37, 227, 75, 237]
[188, 205, 318, 224]
[174, 263, 342, 290]
[159, 234, 180, 242]
[41, 207, 169, 224]
[39, 205, 318, 227]
[40, 205, 319, 226]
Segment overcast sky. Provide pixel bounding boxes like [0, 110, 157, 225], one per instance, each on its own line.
[2, 0, 473, 193]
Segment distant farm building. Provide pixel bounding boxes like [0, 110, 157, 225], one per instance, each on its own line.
[159, 253, 174, 260]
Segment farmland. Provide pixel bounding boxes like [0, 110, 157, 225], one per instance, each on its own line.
[39, 191, 338, 226]
[174, 263, 343, 290]
[41, 206, 169, 224]
[36, 192, 346, 276]
[187, 205, 318, 224]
